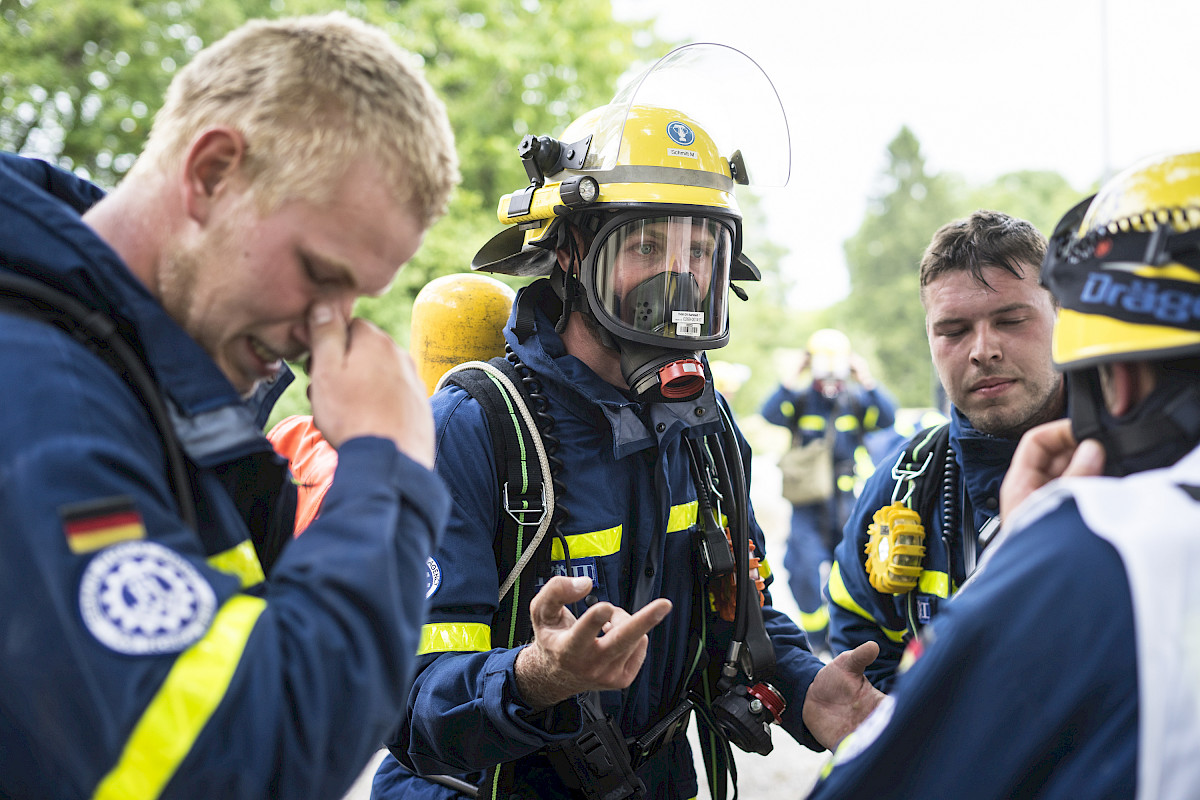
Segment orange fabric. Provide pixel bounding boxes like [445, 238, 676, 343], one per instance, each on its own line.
[267, 415, 339, 536]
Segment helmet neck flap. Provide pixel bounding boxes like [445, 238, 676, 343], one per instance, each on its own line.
[1068, 362, 1200, 476]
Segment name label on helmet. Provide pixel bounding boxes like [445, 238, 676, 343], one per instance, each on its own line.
[668, 148, 698, 160]
[1075, 270, 1200, 329]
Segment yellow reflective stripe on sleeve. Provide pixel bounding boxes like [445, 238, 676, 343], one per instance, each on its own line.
[666, 501, 698, 533]
[206, 540, 265, 589]
[780, 400, 795, 419]
[827, 562, 907, 643]
[92, 594, 267, 800]
[799, 415, 826, 432]
[550, 525, 622, 560]
[918, 570, 951, 598]
[834, 414, 860, 432]
[798, 604, 829, 633]
[417, 622, 492, 655]
[864, 405, 880, 431]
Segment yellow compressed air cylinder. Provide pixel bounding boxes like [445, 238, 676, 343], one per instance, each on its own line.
[410, 273, 516, 396]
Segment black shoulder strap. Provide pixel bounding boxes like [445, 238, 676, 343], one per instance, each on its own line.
[443, 355, 558, 800]
[0, 272, 198, 531]
[442, 356, 552, 650]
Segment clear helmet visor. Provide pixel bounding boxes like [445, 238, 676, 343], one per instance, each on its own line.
[586, 43, 790, 187]
[591, 215, 733, 346]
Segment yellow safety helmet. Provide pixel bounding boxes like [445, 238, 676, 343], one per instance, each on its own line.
[473, 43, 789, 281]
[473, 102, 751, 277]
[471, 43, 789, 357]
[1043, 151, 1200, 370]
[806, 328, 852, 380]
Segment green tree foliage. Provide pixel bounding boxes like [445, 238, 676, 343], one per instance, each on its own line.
[836, 127, 960, 407]
[835, 126, 1087, 408]
[1, 0, 661, 423]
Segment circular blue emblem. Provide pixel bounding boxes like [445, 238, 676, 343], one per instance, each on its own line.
[79, 541, 216, 655]
[666, 121, 695, 147]
[425, 556, 442, 599]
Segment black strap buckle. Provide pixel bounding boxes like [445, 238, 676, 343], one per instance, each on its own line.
[630, 698, 693, 770]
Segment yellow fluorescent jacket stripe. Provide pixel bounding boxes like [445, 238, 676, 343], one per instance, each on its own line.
[418, 622, 492, 655]
[92, 594, 267, 800]
[827, 561, 906, 643]
[547, 501, 704, 561]
[206, 540, 265, 589]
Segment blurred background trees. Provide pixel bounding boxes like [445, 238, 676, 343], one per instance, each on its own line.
[0, 0, 1089, 424]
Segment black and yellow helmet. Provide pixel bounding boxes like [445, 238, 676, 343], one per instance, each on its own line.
[1042, 150, 1200, 474]
[1043, 151, 1200, 369]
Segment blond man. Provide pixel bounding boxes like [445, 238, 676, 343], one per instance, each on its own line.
[0, 13, 457, 799]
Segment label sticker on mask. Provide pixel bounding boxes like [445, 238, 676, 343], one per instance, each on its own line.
[673, 311, 705, 338]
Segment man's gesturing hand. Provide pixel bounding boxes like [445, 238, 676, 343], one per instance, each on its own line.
[306, 301, 434, 468]
[514, 576, 672, 711]
[802, 642, 884, 750]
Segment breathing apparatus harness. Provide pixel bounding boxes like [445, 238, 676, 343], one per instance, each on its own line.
[427, 289, 782, 799]
[0, 272, 197, 532]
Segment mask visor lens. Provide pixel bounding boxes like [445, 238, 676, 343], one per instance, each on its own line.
[594, 216, 732, 342]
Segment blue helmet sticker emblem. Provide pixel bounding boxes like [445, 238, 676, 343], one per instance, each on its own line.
[425, 556, 441, 598]
[666, 121, 695, 147]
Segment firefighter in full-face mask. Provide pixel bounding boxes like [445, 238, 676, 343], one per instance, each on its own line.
[372, 44, 884, 800]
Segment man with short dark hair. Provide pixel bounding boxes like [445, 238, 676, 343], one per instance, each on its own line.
[807, 148, 1200, 800]
[827, 210, 1065, 690]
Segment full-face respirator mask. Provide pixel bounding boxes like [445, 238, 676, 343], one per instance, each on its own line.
[555, 211, 735, 402]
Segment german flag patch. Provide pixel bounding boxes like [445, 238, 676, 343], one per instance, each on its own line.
[60, 496, 146, 554]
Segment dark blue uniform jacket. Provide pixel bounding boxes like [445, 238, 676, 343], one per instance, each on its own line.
[375, 281, 824, 799]
[810, 498, 1136, 798]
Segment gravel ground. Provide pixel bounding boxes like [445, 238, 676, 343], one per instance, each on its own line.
[341, 452, 829, 800]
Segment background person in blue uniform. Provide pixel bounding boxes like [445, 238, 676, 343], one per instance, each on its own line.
[0, 14, 458, 800]
[760, 328, 897, 656]
[807, 149, 1200, 800]
[827, 210, 1065, 690]
[374, 46, 882, 800]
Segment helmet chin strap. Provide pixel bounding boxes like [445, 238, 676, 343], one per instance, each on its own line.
[1069, 368, 1200, 477]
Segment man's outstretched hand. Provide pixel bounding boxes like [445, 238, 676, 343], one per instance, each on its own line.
[802, 642, 883, 750]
